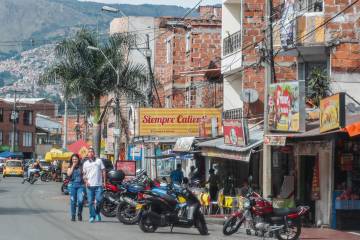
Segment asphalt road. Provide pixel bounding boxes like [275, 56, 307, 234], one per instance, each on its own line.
[0, 177, 259, 240]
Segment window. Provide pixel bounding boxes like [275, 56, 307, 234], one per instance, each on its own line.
[0, 131, 2, 145]
[298, 0, 323, 13]
[166, 38, 172, 64]
[0, 109, 3, 122]
[185, 32, 191, 53]
[9, 131, 19, 146]
[9, 110, 19, 123]
[23, 132, 32, 147]
[23, 110, 33, 125]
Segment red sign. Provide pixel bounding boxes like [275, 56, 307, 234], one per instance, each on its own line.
[116, 161, 136, 176]
[311, 157, 320, 200]
[223, 119, 248, 147]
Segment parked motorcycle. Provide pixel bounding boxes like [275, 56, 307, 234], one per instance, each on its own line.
[222, 176, 309, 240]
[99, 170, 125, 217]
[22, 169, 40, 184]
[137, 183, 208, 235]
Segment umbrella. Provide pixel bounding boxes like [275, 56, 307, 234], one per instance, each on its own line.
[44, 148, 73, 162]
[67, 140, 89, 159]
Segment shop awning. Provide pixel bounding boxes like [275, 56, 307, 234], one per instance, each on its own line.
[197, 128, 263, 162]
[44, 148, 73, 162]
[173, 137, 195, 152]
[0, 151, 24, 158]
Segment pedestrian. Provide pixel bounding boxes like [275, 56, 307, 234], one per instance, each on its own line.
[170, 163, 184, 185]
[207, 168, 219, 201]
[82, 147, 106, 223]
[67, 154, 85, 221]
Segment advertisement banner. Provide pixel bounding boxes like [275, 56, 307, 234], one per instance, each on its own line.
[264, 135, 287, 146]
[223, 119, 248, 147]
[268, 81, 305, 132]
[320, 93, 345, 133]
[139, 108, 222, 137]
[127, 145, 142, 161]
[116, 161, 136, 176]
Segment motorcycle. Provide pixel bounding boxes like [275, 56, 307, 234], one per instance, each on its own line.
[222, 176, 309, 240]
[22, 169, 40, 184]
[137, 183, 208, 235]
[115, 172, 158, 224]
[61, 178, 70, 195]
[40, 170, 52, 182]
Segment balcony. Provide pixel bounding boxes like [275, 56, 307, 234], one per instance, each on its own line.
[223, 30, 241, 56]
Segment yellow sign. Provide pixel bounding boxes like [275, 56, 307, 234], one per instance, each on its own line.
[139, 108, 222, 137]
[320, 93, 345, 133]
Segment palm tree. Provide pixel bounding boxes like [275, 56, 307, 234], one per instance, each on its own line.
[40, 29, 147, 156]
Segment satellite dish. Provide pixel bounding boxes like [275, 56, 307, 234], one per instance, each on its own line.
[240, 88, 259, 103]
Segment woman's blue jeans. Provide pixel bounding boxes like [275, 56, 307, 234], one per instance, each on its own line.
[69, 183, 84, 217]
[86, 186, 103, 218]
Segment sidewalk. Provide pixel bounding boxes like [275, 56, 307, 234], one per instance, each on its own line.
[205, 216, 360, 239]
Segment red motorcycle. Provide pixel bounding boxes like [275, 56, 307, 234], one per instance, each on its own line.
[223, 178, 309, 240]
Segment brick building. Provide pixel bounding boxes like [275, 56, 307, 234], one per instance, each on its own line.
[0, 99, 37, 158]
[154, 6, 223, 108]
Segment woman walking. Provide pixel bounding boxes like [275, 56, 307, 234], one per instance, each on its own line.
[67, 154, 85, 221]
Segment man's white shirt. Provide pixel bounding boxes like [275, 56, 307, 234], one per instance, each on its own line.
[83, 158, 105, 187]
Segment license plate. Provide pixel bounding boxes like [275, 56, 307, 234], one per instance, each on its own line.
[136, 204, 143, 210]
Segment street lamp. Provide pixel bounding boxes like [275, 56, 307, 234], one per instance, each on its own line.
[101, 5, 127, 18]
[87, 45, 121, 162]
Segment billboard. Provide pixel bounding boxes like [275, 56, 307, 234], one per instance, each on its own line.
[320, 93, 345, 133]
[223, 119, 248, 147]
[268, 81, 305, 132]
[139, 108, 222, 137]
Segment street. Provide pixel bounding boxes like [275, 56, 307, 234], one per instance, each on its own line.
[0, 177, 258, 240]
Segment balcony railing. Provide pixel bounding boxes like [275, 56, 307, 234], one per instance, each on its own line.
[223, 108, 242, 120]
[223, 31, 241, 56]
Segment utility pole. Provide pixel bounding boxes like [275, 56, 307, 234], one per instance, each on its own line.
[263, 0, 275, 198]
[145, 34, 161, 107]
[62, 98, 68, 149]
[11, 91, 17, 152]
[114, 70, 121, 162]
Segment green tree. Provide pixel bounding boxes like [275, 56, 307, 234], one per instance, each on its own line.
[307, 67, 330, 106]
[40, 29, 147, 155]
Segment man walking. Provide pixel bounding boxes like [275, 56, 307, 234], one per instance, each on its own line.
[82, 147, 106, 223]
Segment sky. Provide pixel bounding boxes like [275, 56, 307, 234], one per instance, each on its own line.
[79, 0, 221, 8]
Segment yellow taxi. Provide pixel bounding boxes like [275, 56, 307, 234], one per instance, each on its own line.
[3, 159, 24, 177]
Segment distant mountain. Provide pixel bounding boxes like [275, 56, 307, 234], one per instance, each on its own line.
[0, 0, 197, 108]
[0, 0, 195, 57]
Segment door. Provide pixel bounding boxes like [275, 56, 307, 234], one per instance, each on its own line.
[299, 155, 316, 225]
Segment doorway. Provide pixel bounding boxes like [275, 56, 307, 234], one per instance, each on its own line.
[299, 155, 316, 225]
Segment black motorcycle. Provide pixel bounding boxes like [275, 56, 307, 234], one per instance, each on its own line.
[137, 184, 208, 235]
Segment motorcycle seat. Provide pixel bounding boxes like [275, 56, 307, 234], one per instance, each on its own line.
[273, 207, 299, 216]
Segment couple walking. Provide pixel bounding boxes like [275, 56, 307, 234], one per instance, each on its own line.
[67, 147, 106, 223]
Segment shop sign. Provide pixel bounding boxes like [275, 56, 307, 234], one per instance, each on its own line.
[341, 153, 353, 171]
[268, 81, 305, 132]
[223, 119, 248, 147]
[311, 157, 321, 200]
[127, 145, 142, 161]
[264, 135, 287, 146]
[116, 160, 136, 176]
[173, 137, 194, 152]
[320, 93, 346, 133]
[139, 108, 222, 137]
[201, 148, 249, 162]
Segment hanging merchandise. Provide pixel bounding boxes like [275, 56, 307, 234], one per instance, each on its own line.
[311, 156, 321, 200]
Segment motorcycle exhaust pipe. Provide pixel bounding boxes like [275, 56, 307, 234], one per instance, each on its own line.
[122, 196, 138, 207]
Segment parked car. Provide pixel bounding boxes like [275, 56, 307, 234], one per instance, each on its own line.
[3, 159, 24, 177]
[39, 161, 52, 171]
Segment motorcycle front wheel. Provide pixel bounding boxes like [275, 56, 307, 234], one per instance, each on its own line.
[275, 218, 301, 240]
[139, 212, 158, 233]
[117, 201, 140, 224]
[100, 196, 117, 218]
[223, 215, 244, 236]
[195, 212, 209, 235]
